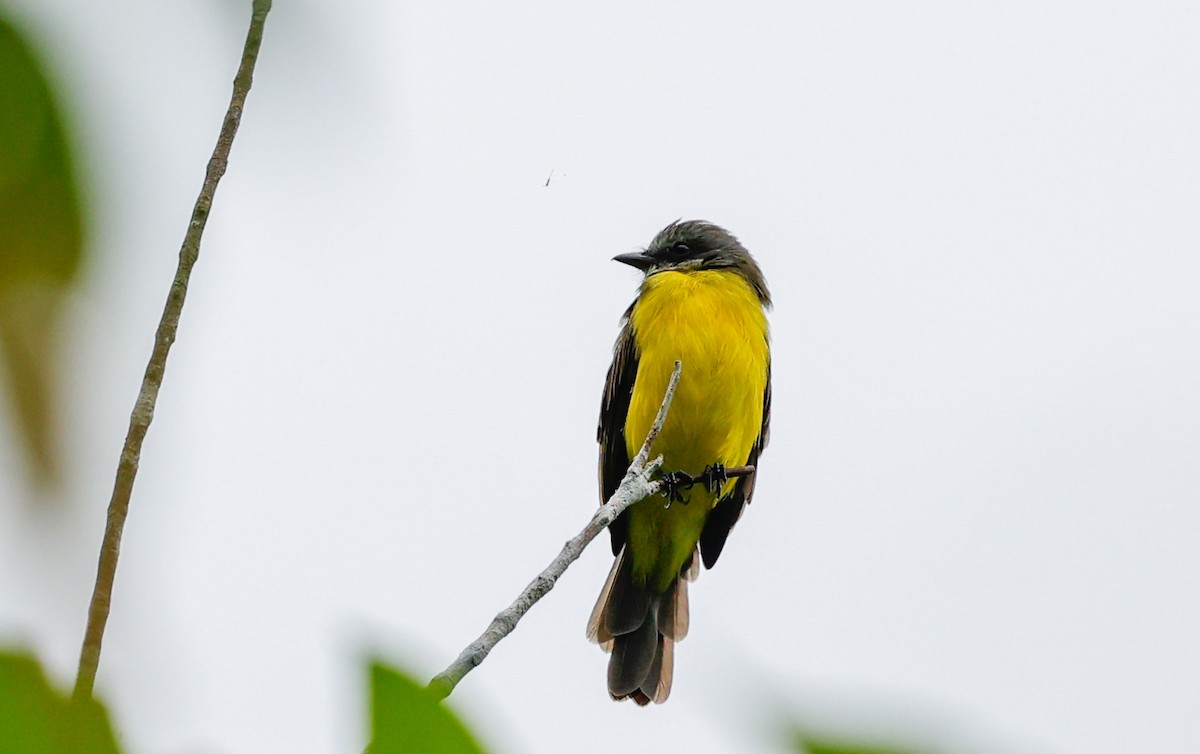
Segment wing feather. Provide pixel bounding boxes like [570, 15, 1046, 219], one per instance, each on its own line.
[598, 307, 639, 555]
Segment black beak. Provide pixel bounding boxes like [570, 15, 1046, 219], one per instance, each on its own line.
[613, 251, 654, 271]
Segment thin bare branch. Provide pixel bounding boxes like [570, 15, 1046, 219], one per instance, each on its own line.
[427, 360, 684, 700]
[72, 0, 273, 701]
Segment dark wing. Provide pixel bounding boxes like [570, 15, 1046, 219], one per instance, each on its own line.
[598, 309, 640, 555]
[699, 359, 771, 569]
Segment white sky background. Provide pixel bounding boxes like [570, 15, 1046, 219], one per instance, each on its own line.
[1, 1, 1198, 752]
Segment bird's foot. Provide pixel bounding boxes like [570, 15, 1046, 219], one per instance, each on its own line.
[702, 463, 728, 495]
[660, 471, 695, 507]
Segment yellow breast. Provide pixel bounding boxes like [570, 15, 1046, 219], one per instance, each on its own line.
[622, 269, 769, 589]
[626, 269, 769, 472]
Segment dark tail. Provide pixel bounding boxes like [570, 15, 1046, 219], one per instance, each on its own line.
[587, 548, 691, 705]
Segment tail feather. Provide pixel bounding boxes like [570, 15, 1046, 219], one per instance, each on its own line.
[586, 551, 624, 646]
[630, 633, 674, 705]
[603, 551, 650, 636]
[683, 549, 701, 582]
[657, 576, 690, 642]
[589, 547, 690, 704]
[607, 608, 658, 697]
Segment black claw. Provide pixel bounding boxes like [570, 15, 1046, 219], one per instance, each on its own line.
[661, 471, 695, 506]
[660, 463, 734, 506]
[703, 463, 728, 495]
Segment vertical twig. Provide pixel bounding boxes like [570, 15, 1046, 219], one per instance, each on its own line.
[427, 361, 683, 700]
[72, 0, 273, 701]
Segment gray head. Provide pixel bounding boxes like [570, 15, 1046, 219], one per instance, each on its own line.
[613, 220, 771, 307]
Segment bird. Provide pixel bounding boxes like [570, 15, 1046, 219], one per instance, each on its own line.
[587, 219, 771, 704]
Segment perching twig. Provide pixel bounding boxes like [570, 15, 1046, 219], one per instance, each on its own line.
[427, 360, 684, 700]
[72, 0, 273, 702]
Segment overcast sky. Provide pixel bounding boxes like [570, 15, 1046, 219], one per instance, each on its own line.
[1, 1, 1198, 753]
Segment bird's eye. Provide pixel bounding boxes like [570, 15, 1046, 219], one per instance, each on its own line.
[668, 242, 691, 259]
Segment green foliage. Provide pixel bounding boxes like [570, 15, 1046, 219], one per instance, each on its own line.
[0, 13, 85, 489]
[0, 651, 120, 754]
[796, 734, 929, 754]
[368, 661, 487, 754]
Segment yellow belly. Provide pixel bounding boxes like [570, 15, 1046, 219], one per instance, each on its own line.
[623, 269, 769, 591]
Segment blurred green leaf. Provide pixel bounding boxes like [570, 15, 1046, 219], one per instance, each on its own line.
[0, 13, 85, 490]
[796, 735, 929, 754]
[0, 650, 121, 754]
[368, 661, 487, 754]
